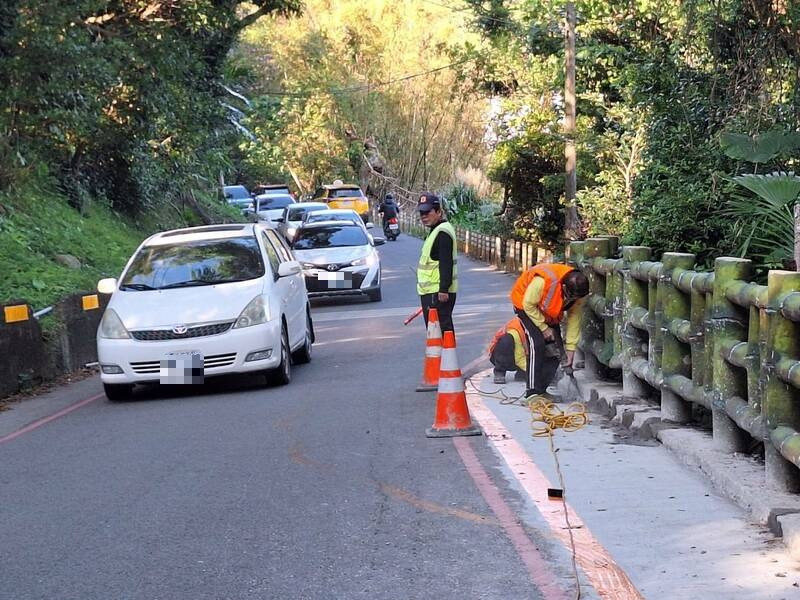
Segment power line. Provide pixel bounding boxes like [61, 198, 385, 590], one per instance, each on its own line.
[418, 0, 521, 27]
[261, 57, 474, 98]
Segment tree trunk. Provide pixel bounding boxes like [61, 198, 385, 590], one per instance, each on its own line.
[563, 1, 581, 241]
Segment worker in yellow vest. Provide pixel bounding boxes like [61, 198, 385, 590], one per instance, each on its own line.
[488, 317, 529, 384]
[510, 264, 589, 398]
[416, 193, 457, 332]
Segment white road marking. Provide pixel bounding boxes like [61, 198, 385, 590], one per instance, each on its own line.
[312, 303, 508, 323]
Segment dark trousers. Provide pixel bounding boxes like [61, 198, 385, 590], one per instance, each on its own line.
[514, 308, 561, 395]
[421, 293, 456, 333]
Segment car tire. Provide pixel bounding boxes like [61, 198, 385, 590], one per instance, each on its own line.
[292, 312, 313, 365]
[104, 383, 133, 402]
[267, 325, 291, 386]
[367, 286, 382, 302]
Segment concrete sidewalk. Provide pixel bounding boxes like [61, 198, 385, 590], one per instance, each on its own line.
[467, 370, 800, 600]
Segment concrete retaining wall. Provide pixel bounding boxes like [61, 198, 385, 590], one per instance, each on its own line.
[0, 293, 108, 398]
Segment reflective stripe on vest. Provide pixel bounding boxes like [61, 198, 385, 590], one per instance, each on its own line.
[417, 221, 458, 295]
[509, 263, 574, 324]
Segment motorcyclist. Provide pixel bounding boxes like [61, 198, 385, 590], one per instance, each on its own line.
[378, 193, 400, 235]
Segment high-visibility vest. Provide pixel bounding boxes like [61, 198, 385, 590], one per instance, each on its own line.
[487, 317, 528, 371]
[510, 263, 574, 325]
[417, 221, 458, 295]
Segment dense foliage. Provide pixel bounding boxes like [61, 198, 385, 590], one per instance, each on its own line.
[459, 0, 800, 263]
[0, 0, 299, 215]
[234, 0, 490, 201]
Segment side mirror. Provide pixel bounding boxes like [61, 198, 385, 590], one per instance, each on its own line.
[372, 237, 386, 246]
[365, 222, 375, 229]
[97, 278, 118, 294]
[278, 261, 302, 277]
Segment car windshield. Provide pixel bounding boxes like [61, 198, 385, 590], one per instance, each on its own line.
[293, 226, 368, 250]
[287, 206, 325, 221]
[306, 213, 357, 224]
[330, 188, 363, 198]
[256, 195, 293, 209]
[120, 237, 264, 290]
[224, 186, 250, 200]
[254, 185, 290, 196]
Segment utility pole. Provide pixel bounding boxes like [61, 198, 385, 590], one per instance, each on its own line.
[564, 1, 580, 240]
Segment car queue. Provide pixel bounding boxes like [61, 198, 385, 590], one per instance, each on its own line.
[97, 181, 392, 400]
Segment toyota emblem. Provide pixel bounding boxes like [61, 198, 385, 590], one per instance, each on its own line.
[172, 325, 188, 335]
[326, 264, 337, 272]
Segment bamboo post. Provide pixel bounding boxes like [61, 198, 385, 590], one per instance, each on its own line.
[621, 246, 652, 399]
[660, 253, 696, 423]
[583, 238, 611, 378]
[764, 271, 800, 492]
[571, 240, 587, 368]
[711, 258, 751, 454]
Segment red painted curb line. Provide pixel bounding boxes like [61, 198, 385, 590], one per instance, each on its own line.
[466, 384, 645, 600]
[0, 393, 104, 445]
[453, 436, 572, 600]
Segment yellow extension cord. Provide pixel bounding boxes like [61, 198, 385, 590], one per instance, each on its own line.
[527, 397, 588, 437]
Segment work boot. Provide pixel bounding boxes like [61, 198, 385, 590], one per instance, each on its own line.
[523, 390, 557, 405]
[492, 369, 506, 384]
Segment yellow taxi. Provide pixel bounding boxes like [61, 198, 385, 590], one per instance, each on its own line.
[312, 181, 370, 222]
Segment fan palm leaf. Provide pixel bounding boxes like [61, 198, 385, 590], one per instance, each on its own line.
[724, 172, 800, 265]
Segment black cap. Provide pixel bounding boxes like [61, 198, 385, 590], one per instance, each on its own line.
[417, 193, 441, 212]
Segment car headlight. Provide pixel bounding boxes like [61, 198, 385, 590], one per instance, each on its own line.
[351, 253, 377, 267]
[301, 262, 318, 270]
[98, 308, 130, 339]
[233, 295, 270, 328]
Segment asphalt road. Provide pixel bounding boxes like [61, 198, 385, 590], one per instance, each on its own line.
[0, 230, 578, 599]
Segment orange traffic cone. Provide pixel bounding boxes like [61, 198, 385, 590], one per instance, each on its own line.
[416, 307, 442, 392]
[426, 331, 482, 438]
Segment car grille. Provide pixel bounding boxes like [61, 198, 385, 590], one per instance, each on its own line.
[130, 321, 234, 341]
[308, 262, 351, 272]
[129, 353, 237, 375]
[305, 271, 367, 293]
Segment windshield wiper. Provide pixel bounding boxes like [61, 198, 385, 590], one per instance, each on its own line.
[119, 283, 156, 291]
[159, 278, 247, 289]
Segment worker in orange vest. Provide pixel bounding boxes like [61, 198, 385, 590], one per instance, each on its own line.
[509, 264, 589, 399]
[487, 317, 529, 384]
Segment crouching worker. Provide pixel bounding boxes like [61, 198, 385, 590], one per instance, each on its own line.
[488, 317, 529, 384]
[509, 264, 589, 399]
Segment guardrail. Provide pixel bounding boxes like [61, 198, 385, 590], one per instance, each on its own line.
[570, 237, 800, 493]
[387, 210, 553, 271]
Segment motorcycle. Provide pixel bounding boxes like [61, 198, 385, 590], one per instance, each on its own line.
[384, 217, 400, 241]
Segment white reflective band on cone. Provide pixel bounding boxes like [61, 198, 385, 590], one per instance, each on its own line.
[437, 377, 464, 394]
[425, 346, 443, 357]
[427, 322, 442, 337]
[440, 348, 459, 370]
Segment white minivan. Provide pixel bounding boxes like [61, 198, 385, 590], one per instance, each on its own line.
[96, 224, 313, 401]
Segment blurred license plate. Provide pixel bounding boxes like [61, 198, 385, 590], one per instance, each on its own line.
[388, 223, 399, 230]
[160, 351, 204, 384]
[317, 272, 352, 289]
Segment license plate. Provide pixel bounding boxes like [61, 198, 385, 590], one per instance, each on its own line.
[317, 272, 352, 288]
[160, 351, 204, 384]
[388, 224, 399, 230]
